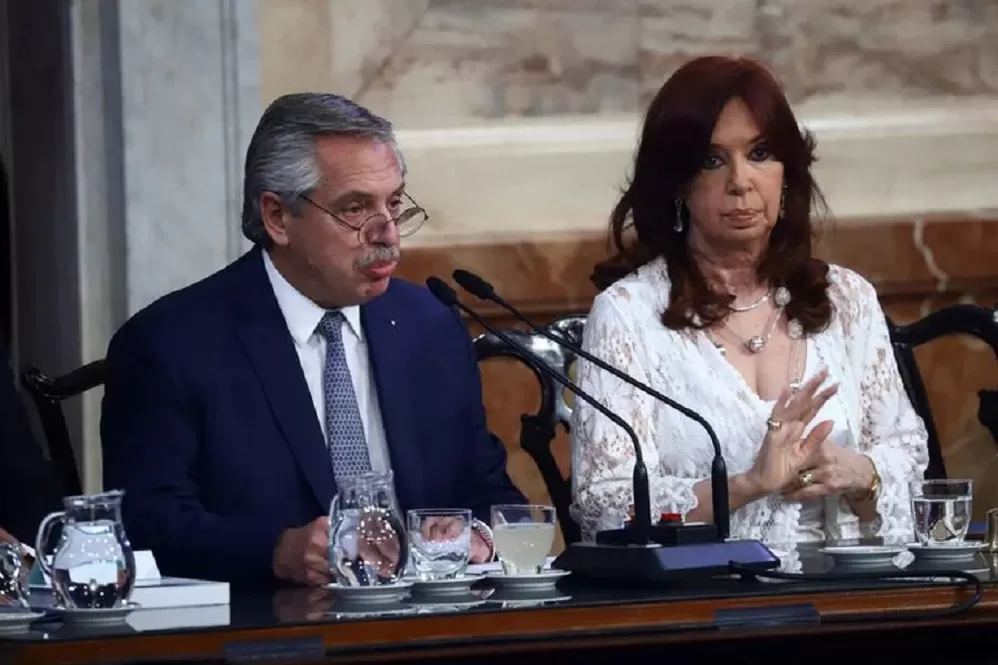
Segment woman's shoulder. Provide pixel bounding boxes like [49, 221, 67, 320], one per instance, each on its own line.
[826, 263, 877, 301]
[825, 263, 881, 335]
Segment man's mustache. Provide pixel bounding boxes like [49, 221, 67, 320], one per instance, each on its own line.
[356, 245, 401, 268]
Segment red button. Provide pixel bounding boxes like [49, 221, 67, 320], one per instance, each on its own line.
[660, 512, 682, 522]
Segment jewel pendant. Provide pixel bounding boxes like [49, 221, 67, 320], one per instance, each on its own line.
[745, 336, 765, 353]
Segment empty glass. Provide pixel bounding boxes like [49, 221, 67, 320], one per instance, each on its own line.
[491, 504, 556, 575]
[910, 479, 973, 546]
[407, 509, 471, 581]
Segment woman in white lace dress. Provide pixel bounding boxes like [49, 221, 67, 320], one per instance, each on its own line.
[571, 56, 928, 546]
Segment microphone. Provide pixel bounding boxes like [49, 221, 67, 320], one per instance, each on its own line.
[426, 277, 654, 544]
[449, 269, 779, 583]
[453, 268, 730, 541]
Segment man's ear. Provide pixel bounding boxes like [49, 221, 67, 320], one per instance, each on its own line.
[260, 192, 291, 247]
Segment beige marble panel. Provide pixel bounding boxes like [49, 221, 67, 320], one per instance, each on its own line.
[354, 0, 641, 127]
[259, 0, 333, 99]
[640, 0, 998, 106]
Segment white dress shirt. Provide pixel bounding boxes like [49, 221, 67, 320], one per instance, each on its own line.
[262, 250, 391, 473]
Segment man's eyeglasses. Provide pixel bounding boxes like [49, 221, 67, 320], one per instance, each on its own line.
[300, 191, 428, 244]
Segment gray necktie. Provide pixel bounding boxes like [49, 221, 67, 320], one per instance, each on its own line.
[315, 311, 371, 482]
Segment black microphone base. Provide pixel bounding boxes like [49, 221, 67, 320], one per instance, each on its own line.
[553, 540, 780, 583]
[597, 522, 719, 547]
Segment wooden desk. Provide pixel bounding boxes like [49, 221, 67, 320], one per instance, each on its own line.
[3, 562, 997, 665]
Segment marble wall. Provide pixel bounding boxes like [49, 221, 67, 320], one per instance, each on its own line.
[260, 0, 998, 128]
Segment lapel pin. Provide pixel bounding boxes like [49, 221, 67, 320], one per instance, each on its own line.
[390, 319, 396, 326]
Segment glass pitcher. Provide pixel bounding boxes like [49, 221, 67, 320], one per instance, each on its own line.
[328, 471, 408, 586]
[34, 490, 136, 609]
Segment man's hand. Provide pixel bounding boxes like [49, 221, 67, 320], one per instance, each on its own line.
[272, 517, 331, 586]
[0, 526, 17, 547]
[469, 531, 491, 564]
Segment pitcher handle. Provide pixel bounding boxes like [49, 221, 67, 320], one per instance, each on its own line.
[34, 511, 64, 578]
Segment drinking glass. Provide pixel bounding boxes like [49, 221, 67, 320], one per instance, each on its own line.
[407, 509, 471, 581]
[910, 479, 973, 546]
[491, 504, 556, 575]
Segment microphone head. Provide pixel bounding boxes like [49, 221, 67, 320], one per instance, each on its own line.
[425, 277, 459, 306]
[452, 269, 496, 301]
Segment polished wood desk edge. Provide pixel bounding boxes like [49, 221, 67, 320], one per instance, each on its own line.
[5, 583, 995, 665]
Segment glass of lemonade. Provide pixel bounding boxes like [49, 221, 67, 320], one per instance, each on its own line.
[910, 479, 973, 546]
[491, 504, 557, 575]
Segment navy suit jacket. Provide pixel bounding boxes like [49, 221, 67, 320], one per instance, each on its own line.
[101, 248, 525, 582]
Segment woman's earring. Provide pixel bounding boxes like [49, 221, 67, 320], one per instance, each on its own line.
[673, 198, 685, 233]
[778, 185, 786, 220]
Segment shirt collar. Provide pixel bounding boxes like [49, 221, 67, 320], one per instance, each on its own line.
[262, 250, 363, 344]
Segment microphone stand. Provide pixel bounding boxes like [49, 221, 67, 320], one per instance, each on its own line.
[430, 275, 780, 583]
[452, 269, 730, 544]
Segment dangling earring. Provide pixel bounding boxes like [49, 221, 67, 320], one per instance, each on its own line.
[673, 198, 685, 233]
[778, 185, 787, 221]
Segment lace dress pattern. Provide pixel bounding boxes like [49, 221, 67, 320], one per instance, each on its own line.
[569, 257, 928, 545]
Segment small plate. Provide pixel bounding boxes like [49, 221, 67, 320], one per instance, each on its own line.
[53, 602, 138, 627]
[408, 573, 483, 597]
[907, 543, 981, 562]
[485, 568, 570, 592]
[331, 601, 416, 618]
[487, 588, 572, 607]
[405, 596, 487, 610]
[326, 581, 413, 605]
[0, 609, 44, 634]
[819, 545, 906, 568]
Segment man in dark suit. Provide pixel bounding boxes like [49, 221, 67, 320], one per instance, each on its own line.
[101, 93, 526, 585]
[0, 340, 62, 546]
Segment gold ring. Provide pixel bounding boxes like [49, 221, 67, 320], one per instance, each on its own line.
[798, 469, 814, 487]
[766, 418, 782, 432]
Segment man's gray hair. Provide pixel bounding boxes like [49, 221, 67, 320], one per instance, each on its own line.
[241, 93, 406, 246]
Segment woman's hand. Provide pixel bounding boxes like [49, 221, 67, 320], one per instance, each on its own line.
[746, 370, 839, 496]
[782, 439, 876, 502]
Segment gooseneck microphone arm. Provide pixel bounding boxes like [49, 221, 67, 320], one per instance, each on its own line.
[452, 268, 730, 540]
[426, 277, 654, 544]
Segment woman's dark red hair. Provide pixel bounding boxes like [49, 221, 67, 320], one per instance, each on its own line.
[592, 56, 832, 334]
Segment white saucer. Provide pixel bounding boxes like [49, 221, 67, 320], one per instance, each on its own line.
[907, 542, 981, 562]
[326, 581, 413, 605]
[53, 602, 138, 627]
[0, 609, 44, 634]
[405, 597, 487, 610]
[819, 545, 907, 568]
[331, 601, 416, 618]
[408, 573, 483, 597]
[485, 568, 570, 592]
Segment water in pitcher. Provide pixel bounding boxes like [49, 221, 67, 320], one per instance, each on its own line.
[51, 521, 132, 609]
[493, 522, 556, 574]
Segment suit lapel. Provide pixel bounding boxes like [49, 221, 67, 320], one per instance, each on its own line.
[231, 249, 335, 511]
[362, 288, 423, 512]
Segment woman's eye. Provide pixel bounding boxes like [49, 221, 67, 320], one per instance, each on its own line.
[703, 154, 723, 169]
[750, 145, 772, 161]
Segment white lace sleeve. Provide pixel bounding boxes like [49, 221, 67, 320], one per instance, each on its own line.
[835, 270, 929, 541]
[569, 288, 700, 541]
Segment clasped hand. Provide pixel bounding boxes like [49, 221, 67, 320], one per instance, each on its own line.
[746, 369, 874, 502]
